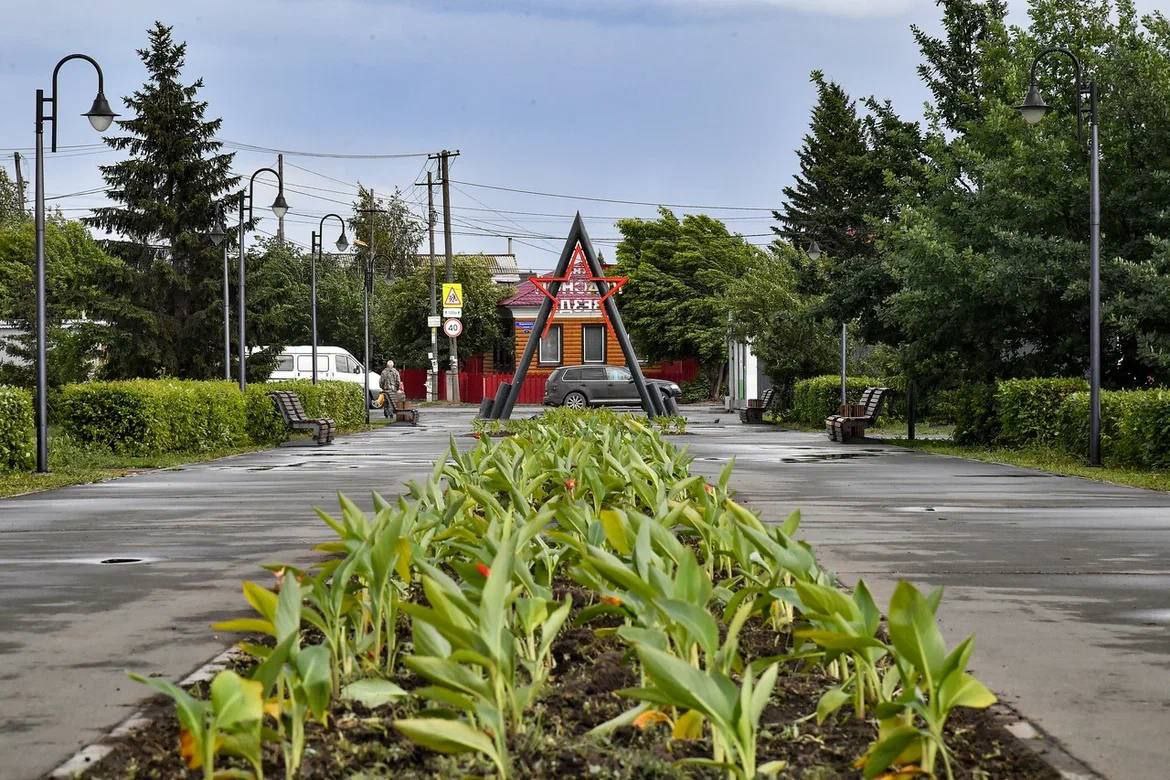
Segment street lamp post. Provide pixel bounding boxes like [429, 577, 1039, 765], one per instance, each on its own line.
[362, 252, 389, 425]
[33, 54, 118, 473]
[1016, 47, 1102, 466]
[209, 225, 230, 380]
[237, 167, 288, 392]
[309, 214, 349, 385]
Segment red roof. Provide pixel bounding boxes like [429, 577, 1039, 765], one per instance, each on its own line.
[501, 279, 543, 307]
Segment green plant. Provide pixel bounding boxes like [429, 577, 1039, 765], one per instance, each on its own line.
[861, 582, 996, 780]
[995, 378, 1087, 446]
[946, 383, 1000, 445]
[0, 385, 34, 471]
[618, 642, 787, 779]
[129, 668, 264, 779]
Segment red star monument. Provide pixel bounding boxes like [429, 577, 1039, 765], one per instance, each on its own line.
[530, 242, 627, 338]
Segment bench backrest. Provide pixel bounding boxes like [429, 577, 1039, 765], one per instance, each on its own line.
[862, 387, 888, 422]
[269, 391, 308, 422]
[760, 386, 777, 409]
[854, 387, 876, 409]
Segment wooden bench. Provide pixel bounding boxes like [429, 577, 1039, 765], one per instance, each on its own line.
[269, 390, 335, 445]
[825, 387, 888, 443]
[739, 386, 780, 424]
[379, 391, 419, 425]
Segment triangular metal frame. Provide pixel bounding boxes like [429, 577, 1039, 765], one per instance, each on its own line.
[495, 213, 654, 419]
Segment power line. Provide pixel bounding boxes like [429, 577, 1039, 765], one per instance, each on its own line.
[450, 179, 777, 212]
[219, 139, 431, 160]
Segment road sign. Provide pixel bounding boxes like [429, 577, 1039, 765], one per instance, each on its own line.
[442, 307, 462, 318]
[443, 318, 464, 337]
[427, 315, 441, 328]
[442, 283, 464, 308]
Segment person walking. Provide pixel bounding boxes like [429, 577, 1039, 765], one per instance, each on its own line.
[379, 360, 402, 419]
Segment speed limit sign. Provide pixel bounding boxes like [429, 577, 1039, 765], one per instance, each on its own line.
[443, 318, 464, 337]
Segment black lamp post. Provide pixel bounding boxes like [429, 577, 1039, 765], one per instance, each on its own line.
[33, 54, 118, 473]
[309, 214, 349, 385]
[236, 167, 288, 392]
[361, 252, 389, 424]
[209, 224, 231, 380]
[1016, 47, 1102, 466]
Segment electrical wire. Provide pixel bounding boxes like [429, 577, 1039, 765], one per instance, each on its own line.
[450, 179, 777, 212]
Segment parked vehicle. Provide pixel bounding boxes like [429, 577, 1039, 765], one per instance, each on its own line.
[267, 346, 381, 402]
[543, 365, 681, 408]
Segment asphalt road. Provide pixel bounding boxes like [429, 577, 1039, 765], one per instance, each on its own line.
[3, 406, 1168, 778]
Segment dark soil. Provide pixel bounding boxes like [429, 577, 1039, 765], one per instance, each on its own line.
[81, 606, 1057, 780]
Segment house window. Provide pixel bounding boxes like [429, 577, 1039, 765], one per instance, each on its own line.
[539, 325, 562, 365]
[582, 324, 605, 363]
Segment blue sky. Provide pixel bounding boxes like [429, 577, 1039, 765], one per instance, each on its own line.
[1, 0, 1017, 268]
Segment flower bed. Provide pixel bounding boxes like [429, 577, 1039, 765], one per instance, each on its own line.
[90, 410, 1055, 779]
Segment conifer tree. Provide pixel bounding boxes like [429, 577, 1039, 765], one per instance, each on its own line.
[86, 22, 238, 378]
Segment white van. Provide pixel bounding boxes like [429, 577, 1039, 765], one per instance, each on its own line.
[267, 345, 381, 402]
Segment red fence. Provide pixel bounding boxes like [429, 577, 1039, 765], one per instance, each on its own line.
[399, 358, 698, 404]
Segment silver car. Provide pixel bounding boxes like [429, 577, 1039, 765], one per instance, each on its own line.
[543, 365, 682, 408]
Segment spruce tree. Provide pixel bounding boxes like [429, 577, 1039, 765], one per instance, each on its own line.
[774, 71, 871, 292]
[85, 22, 238, 378]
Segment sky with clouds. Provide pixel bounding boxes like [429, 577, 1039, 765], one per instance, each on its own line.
[0, 0, 1094, 268]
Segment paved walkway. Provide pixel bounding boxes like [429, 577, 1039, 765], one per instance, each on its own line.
[0, 409, 480, 779]
[3, 406, 1168, 778]
[680, 410, 1170, 780]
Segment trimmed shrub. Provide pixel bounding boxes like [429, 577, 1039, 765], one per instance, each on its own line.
[1055, 389, 1170, 467]
[947, 383, 1001, 445]
[62, 380, 247, 455]
[790, 375, 890, 427]
[995, 378, 1088, 446]
[0, 386, 34, 471]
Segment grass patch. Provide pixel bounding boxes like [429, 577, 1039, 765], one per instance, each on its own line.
[891, 439, 1170, 492]
[0, 431, 266, 498]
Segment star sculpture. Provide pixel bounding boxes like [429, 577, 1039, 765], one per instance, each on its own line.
[530, 243, 627, 338]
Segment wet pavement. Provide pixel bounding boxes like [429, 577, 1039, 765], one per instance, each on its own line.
[680, 410, 1170, 779]
[3, 405, 1167, 778]
[0, 408, 481, 779]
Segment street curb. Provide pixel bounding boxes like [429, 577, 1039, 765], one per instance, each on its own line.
[986, 701, 1103, 779]
[48, 644, 248, 779]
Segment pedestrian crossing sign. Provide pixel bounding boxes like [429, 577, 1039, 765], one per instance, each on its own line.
[442, 283, 464, 308]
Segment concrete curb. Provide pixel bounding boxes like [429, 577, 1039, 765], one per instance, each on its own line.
[48, 644, 248, 779]
[985, 702, 1103, 779]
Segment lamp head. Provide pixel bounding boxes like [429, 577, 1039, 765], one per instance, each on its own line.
[270, 192, 289, 219]
[209, 225, 226, 246]
[807, 239, 822, 261]
[1016, 83, 1050, 125]
[335, 231, 349, 252]
[83, 91, 118, 132]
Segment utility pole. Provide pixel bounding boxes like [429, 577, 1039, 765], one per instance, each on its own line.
[13, 153, 28, 215]
[276, 153, 285, 245]
[426, 172, 439, 400]
[365, 188, 374, 425]
[431, 149, 461, 402]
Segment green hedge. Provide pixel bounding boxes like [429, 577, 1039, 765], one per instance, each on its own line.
[62, 379, 365, 455]
[0, 386, 34, 471]
[995, 378, 1088, 446]
[62, 380, 247, 455]
[1055, 389, 1170, 468]
[789, 375, 894, 426]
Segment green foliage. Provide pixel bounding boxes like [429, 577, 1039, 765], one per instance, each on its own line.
[0, 218, 125, 387]
[995, 378, 1088, 446]
[61, 380, 246, 455]
[790, 375, 887, 426]
[1055, 389, 1170, 467]
[944, 383, 1001, 445]
[84, 22, 239, 380]
[0, 169, 24, 226]
[59, 379, 362, 455]
[378, 258, 510, 367]
[615, 209, 764, 387]
[349, 186, 425, 280]
[0, 386, 34, 471]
